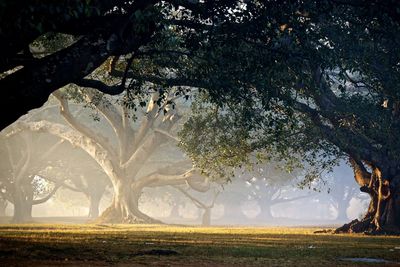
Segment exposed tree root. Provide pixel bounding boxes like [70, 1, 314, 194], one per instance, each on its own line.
[94, 206, 162, 224]
[335, 218, 400, 235]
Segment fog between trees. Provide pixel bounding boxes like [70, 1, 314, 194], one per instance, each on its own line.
[0, 88, 367, 225]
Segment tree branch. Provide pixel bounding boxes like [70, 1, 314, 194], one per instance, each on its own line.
[74, 79, 125, 95]
[153, 128, 180, 142]
[32, 183, 62, 205]
[7, 120, 120, 182]
[270, 194, 310, 205]
[53, 91, 118, 162]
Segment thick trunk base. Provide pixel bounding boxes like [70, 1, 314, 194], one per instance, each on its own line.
[335, 167, 400, 235]
[335, 218, 400, 235]
[94, 179, 162, 224]
[335, 190, 400, 235]
[12, 199, 33, 223]
[94, 200, 162, 224]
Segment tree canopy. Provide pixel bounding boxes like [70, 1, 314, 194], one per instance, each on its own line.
[1, 0, 400, 232]
[176, 1, 400, 233]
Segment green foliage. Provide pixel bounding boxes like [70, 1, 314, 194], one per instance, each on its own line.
[2, 0, 400, 185]
[170, 1, 400, 183]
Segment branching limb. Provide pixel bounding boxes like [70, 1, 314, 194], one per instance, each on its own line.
[53, 91, 118, 160]
[153, 128, 180, 142]
[75, 79, 125, 95]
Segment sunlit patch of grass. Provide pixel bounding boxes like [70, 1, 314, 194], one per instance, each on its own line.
[0, 224, 399, 266]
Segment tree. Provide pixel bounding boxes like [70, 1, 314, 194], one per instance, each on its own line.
[39, 150, 111, 219]
[0, 0, 278, 129]
[242, 164, 312, 221]
[67, 170, 110, 219]
[2, 1, 399, 232]
[6, 87, 211, 223]
[174, 3, 400, 233]
[0, 131, 71, 222]
[174, 186, 220, 226]
[323, 163, 360, 222]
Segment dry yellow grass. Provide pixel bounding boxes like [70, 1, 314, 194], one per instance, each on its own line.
[0, 224, 399, 266]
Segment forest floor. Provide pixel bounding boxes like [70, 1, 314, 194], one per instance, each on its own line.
[0, 224, 399, 266]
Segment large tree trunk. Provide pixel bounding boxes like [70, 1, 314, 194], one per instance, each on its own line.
[12, 185, 33, 223]
[97, 178, 160, 224]
[336, 161, 400, 234]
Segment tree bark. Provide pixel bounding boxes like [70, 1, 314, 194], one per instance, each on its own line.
[336, 160, 400, 234]
[97, 178, 160, 224]
[12, 182, 33, 223]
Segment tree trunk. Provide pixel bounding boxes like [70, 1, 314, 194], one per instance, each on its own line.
[335, 200, 349, 222]
[97, 179, 161, 224]
[11, 179, 34, 223]
[336, 169, 400, 234]
[12, 191, 33, 223]
[0, 200, 7, 217]
[88, 194, 102, 219]
[201, 208, 211, 226]
[257, 202, 273, 221]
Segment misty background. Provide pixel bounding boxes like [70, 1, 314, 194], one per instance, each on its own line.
[0, 92, 369, 226]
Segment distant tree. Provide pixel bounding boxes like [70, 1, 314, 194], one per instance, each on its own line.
[0, 132, 68, 222]
[174, 186, 220, 226]
[242, 164, 312, 221]
[40, 153, 111, 219]
[324, 164, 360, 221]
[67, 171, 110, 219]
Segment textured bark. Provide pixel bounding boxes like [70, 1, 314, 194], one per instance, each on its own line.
[336, 159, 400, 234]
[97, 178, 160, 224]
[9, 89, 209, 224]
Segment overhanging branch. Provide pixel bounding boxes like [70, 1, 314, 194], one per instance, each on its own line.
[75, 79, 125, 95]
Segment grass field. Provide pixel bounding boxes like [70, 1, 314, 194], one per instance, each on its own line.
[0, 224, 399, 266]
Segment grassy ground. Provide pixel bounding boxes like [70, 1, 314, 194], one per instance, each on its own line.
[0, 224, 399, 266]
